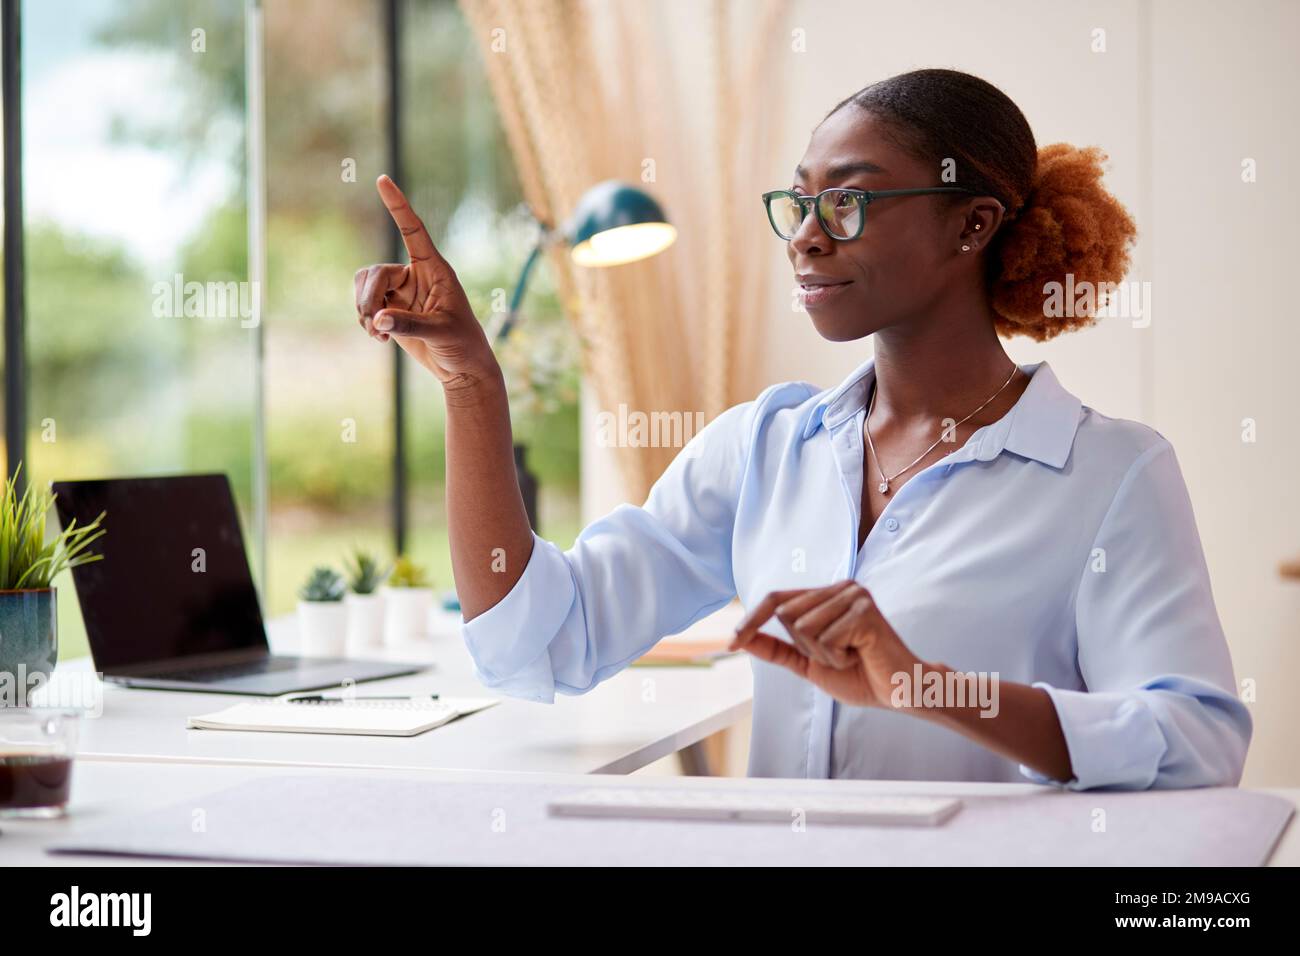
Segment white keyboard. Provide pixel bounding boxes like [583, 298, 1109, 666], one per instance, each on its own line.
[548, 788, 962, 827]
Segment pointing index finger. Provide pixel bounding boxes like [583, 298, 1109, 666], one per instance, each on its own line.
[376, 175, 439, 266]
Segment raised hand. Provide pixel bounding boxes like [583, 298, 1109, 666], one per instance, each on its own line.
[353, 175, 500, 393]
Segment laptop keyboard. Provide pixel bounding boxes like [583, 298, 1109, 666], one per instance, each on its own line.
[157, 657, 304, 683]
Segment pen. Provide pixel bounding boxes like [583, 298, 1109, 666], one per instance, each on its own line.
[286, 693, 440, 703]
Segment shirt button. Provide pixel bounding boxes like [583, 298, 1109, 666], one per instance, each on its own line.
[884, 517, 899, 533]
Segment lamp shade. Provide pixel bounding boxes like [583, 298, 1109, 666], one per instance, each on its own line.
[566, 180, 677, 267]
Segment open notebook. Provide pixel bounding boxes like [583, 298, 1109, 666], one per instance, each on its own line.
[187, 695, 499, 737]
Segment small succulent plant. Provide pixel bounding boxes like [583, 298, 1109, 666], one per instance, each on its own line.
[342, 548, 389, 595]
[388, 555, 430, 589]
[299, 566, 345, 602]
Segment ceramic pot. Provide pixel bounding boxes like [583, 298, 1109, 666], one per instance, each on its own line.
[297, 600, 347, 657]
[344, 591, 385, 653]
[382, 586, 433, 646]
[0, 588, 58, 690]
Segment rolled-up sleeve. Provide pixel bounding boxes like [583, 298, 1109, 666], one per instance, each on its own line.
[1020, 438, 1252, 790]
[461, 397, 761, 703]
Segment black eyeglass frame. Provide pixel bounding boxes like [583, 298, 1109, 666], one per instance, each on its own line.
[761, 186, 982, 241]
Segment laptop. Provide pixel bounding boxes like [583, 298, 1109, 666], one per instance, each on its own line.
[51, 474, 424, 695]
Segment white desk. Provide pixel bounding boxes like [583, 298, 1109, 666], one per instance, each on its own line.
[3, 760, 1295, 866]
[37, 611, 753, 775]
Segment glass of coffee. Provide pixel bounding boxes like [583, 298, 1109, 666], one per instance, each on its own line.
[0, 709, 79, 818]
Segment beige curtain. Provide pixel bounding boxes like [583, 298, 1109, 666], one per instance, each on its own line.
[458, 0, 792, 502]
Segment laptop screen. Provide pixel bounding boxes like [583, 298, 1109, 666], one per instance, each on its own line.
[51, 474, 268, 671]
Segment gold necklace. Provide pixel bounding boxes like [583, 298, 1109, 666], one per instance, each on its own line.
[864, 362, 1021, 494]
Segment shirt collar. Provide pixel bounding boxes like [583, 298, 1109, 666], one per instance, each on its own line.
[801, 355, 1083, 469]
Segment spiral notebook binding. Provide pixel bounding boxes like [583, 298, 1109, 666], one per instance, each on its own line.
[261, 698, 447, 710]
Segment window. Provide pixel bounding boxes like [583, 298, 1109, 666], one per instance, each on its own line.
[21, 0, 254, 658]
[3, 0, 580, 657]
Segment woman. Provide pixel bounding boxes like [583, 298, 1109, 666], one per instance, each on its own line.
[353, 68, 1250, 790]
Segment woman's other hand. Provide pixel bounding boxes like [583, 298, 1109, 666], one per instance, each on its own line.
[353, 175, 500, 395]
[730, 580, 926, 709]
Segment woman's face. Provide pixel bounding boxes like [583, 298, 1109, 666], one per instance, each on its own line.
[784, 107, 967, 342]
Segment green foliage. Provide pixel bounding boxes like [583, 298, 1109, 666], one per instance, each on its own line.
[493, 294, 581, 425]
[298, 566, 345, 603]
[389, 555, 431, 590]
[0, 468, 106, 591]
[177, 201, 248, 288]
[26, 223, 153, 416]
[510, 399, 581, 488]
[342, 548, 389, 595]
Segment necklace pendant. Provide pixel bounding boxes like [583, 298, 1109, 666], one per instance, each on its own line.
[878, 481, 890, 494]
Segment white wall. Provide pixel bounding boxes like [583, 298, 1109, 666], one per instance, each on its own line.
[1143, 1, 1300, 786]
[582, 0, 1300, 784]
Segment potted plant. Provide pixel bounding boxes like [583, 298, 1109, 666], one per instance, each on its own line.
[0, 469, 105, 692]
[494, 308, 581, 534]
[342, 548, 389, 653]
[382, 555, 433, 646]
[297, 566, 346, 657]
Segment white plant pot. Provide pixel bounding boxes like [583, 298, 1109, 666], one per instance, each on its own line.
[383, 586, 434, 646]
[297, 600, 347, 657]
[344, 592, 386, 654]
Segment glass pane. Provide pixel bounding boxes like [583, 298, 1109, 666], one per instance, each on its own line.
[23, 0, 253, 660]
[259, 0, 392, 616]
[0, 10, 4, 478]
[401, 0, 581, 598]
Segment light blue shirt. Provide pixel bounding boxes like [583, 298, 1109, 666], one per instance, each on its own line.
[462, 357, 1252, 790]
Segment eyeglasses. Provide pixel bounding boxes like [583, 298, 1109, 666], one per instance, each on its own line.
[762, 187, 978, 241]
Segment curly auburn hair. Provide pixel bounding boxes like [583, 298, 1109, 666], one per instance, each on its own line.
[826, 69, 1138, 341]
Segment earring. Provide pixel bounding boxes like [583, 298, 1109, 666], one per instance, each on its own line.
[974, 223, 982, 230]
[961, 244, 971, 252]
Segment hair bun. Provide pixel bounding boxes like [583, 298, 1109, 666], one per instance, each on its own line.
[990, 143, 1137, 341]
